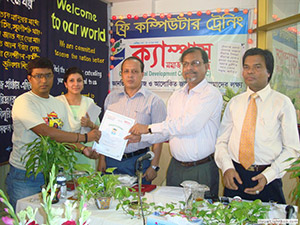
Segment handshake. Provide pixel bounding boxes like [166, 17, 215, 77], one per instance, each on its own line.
[125, 123, 150, 143]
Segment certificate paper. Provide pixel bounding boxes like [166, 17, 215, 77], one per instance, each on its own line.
[93, 110, 135, 161]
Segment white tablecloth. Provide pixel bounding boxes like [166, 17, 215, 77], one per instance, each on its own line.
[16, 186, 185, 225]
[16, 186, 298, 225]
[16, 192, 142, 225]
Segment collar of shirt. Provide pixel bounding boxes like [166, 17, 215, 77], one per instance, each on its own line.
[30, 91, 52, 100]
[246, 84, 271, 102]
[181, 79, 208, 95]
[119, 86, 146, 99]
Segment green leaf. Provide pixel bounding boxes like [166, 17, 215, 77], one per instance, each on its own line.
[106, 167, 117, 174]
[22, 135, 77, 185]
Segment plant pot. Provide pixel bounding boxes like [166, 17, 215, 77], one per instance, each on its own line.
[95, 197, 111, 210]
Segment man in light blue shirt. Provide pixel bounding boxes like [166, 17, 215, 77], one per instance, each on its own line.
[98, 56, 167, 184]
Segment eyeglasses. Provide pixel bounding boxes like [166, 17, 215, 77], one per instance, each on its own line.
[182, 60, 205, 68]
[29, 73, 53, 80]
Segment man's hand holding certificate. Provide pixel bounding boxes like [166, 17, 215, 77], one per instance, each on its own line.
[92, 110, 135, 161]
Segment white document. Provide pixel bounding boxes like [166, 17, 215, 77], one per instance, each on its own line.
[80, 103, 102, 134]
[93, 110, 135, 161]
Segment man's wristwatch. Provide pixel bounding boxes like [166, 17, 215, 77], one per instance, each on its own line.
[151, 165, 160, 171]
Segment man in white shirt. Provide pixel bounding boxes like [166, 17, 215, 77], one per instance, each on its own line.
[215, 48, 300, 203]
[6, 57, 101, 209]
[128, 47, 223, 197]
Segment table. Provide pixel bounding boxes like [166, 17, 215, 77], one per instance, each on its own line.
[16, 186, 298, 225]
[16, 192, 142, 225]
[16, 186, 185, 225]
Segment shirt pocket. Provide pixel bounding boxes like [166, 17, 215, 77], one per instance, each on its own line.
[257, 116, 280, 142]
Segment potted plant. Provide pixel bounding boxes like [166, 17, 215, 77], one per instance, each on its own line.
[77, 167, 121, 210]
[115, 187, 157, 218]
[286, 157, 300, 221]
[286, 157, 300, 206]
[75, 165, 150, 212]
[21, 135, 77, 186]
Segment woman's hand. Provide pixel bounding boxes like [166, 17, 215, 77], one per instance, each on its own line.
[81, 113, 94, 128]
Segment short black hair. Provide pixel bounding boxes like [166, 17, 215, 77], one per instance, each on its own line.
[121, 56, 144, 72]
[242, 48, 274, 82]
[180, 47, 209, 64]
[27, 57, 54, 75]
[63, 67, 85, 83]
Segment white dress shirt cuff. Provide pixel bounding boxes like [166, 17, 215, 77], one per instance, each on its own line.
[141, 133, 168, 145]
[150, 123, 163, 133]
[261, 167, 278, 184]
[221, 160, 235, 175]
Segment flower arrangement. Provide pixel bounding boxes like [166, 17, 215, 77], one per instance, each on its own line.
[0, 165, 91, 225]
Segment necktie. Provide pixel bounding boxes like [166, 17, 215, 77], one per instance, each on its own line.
[239, 93, 258, 169]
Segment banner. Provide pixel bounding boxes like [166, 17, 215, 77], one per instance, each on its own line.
[110, 11, 249, 91]
[0, 0, 109, 163]
[271, 28, 300, 122]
